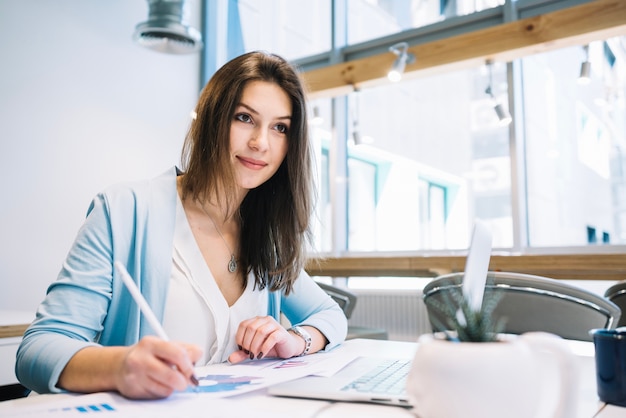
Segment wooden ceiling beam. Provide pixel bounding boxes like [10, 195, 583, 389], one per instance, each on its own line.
[303, 0, 626, 98]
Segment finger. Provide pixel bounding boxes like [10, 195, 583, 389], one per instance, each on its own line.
[143, 373, 179, 399]
[182, 343, 203, 364]
[238, 317, 264, 355]
[257, 328, 288, 359]
[234, 316, 257, 348]
[180, 343, 203, 385]
[132, 339, 196, 392]
[227, 349, 250, 364]
[248, 321, 281, 359]
[119, 352, 184, 399]
[152, 341, 198, 386]
[238, 316, 279, 357]
[143, 349, 190, 393]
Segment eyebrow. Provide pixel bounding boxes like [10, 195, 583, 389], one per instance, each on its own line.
[237, 102, 292, 121]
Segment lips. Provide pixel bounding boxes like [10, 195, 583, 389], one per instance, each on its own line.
[237, 155, 268, 170]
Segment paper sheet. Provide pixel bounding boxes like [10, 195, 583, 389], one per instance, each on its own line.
[183, 347, 356, 397]
[0, 392, 294, 417]
[0, 349, 358, 417]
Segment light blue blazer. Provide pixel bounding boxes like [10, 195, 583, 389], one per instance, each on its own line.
[16, 167, 347, 394]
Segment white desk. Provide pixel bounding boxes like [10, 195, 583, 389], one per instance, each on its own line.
[0, 338, 620, 417]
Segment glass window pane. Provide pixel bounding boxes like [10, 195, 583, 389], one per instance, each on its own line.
[342, 63, 512, 251]
[348, 158, 378, 250]
[347, 0, 505, 45]
[522, 39, 626, 247]
[309, 100, 335, 253]
[237, 0, 331, 60]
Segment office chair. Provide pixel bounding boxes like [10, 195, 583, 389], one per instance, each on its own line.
[604, 280, 626, 327]
[316, 282, 388, 340]
[0, 383, 29, 402]
[423, 271, 621, 341]
[316, 282, 357, 319]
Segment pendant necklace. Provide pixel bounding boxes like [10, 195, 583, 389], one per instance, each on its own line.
[200, 204, 238, 273]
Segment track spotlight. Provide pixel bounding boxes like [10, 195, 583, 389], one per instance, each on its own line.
[485, 60, 512, 126]
[351, 88, 361, 145]
[310, 106, 324, 126]
[349, 87, 373, 146]
[578, 45, 591, 85]
[388, 42, 416, 82]
[494, 103, 512, 126]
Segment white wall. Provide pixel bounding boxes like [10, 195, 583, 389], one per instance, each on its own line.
[0, 1, 202, 312]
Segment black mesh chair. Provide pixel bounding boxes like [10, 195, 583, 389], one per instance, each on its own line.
[423, 271, 621, 341]
[0, 383, 29, 401]
[316, 282, 388, 340]
[316, 282, 357, 319]
[605, 280, 626, 327]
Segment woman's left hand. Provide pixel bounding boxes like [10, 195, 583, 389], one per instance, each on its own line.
[227, 316, 303, 363]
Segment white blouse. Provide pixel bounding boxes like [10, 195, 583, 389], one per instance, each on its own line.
[162, 196, 268, 365]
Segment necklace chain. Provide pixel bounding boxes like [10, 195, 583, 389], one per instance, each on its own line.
[200, 203, 238, 273]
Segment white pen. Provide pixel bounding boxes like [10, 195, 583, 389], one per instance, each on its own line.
[114, 261, 200, 387]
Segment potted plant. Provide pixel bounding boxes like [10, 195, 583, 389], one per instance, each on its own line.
[422, 275, 505, 342]
[406, 274, 578, 418]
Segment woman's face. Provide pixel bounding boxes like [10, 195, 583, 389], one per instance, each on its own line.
[229, 80, 291, 191]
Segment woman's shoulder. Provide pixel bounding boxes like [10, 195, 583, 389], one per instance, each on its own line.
[88, 167, 179, 215]
[98, 167, 177, 198]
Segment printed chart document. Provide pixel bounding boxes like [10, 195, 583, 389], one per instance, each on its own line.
[184, 349, 354, 398]
[0, 391, 329, 418]
[0, 348, 357, 417]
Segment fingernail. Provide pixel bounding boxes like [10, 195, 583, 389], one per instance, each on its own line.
[190, 374, 200, 386]
[257, 352, 264, 360]
[249, 352, 254, 360]
[238, 345, 242, 351]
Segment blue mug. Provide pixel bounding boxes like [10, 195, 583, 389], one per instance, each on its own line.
[590, 327, 626, 407]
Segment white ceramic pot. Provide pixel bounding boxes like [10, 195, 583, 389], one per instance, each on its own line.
[406, 332, 578, 418]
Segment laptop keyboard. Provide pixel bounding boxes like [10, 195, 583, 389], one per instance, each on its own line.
[341, 359, 411, 395]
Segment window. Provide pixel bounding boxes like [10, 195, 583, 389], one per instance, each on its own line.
[234, 0, 331, 61]
[522, 43, 626, 247]
[340, 63, 512, 250]
[209, 0, 626, 253]
[347, 0, 506, 45]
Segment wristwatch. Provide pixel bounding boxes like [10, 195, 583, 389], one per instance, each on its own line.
[289, 325, 312, 356]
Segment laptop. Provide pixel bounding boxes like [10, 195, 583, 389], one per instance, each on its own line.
[268, 221, 493, 407]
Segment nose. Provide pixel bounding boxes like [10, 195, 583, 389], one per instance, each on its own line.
[248, 127, 269, 151]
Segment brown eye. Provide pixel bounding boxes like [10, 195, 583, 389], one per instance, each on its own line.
[235, 113, 253, 123]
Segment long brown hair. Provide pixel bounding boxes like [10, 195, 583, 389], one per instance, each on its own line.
[180, 51, 314, 295]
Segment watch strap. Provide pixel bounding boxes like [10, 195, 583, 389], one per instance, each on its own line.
[289, 325, 312, 356]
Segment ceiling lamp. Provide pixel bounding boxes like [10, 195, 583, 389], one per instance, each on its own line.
[485, 60, 512, 126]
[578, 45, 591, 85]
[134, 0, 203, 55]
[388, 42, 416, 82]
[310, 106, 324, 126]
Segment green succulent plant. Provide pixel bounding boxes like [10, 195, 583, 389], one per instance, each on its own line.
[424, 275, 507, 342]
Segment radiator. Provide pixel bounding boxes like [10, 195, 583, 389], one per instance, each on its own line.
[348, 289, 432, 342]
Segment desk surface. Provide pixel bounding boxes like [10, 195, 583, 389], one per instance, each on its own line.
[0, 338, 618, 418]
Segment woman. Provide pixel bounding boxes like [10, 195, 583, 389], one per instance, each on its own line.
[16, 51, 347, 399]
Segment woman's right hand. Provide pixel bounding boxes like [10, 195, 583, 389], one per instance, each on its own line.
[114, 336, 202, 399]
[57, 336, 202, 399]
